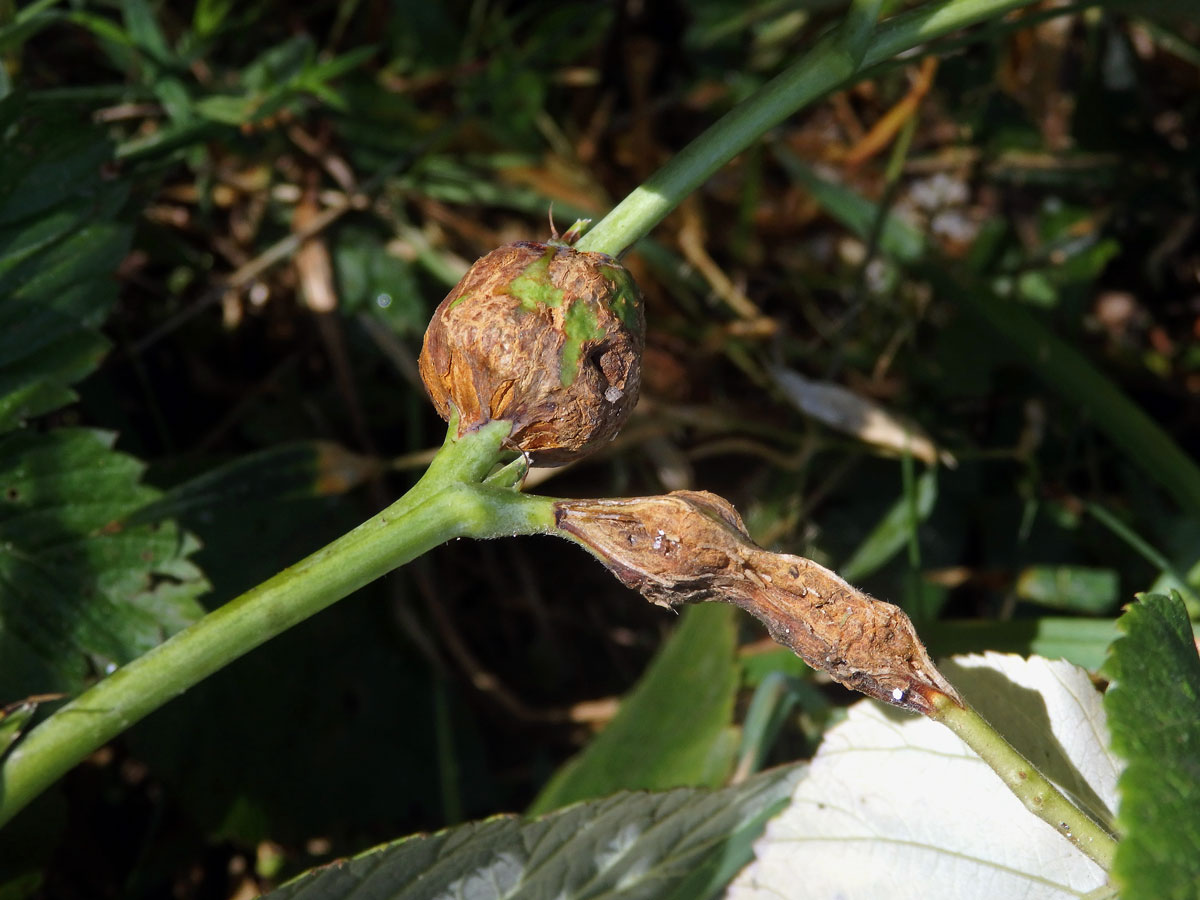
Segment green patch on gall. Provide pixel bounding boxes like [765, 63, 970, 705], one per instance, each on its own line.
[601, 265, 641, 331]
[507, 245, 564, 311]
[560, 299, 606, 387]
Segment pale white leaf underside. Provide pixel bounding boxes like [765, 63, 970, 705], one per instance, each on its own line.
[727, 653, 1120, 900]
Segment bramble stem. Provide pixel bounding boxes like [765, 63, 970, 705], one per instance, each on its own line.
[0, 419, 557, 828]
[576, 0, 1039, 258]
[929, 692, 1118, 872]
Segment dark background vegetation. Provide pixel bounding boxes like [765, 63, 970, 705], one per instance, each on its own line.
[2, 0, 1199, 896]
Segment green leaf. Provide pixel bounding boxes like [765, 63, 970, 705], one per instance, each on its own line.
[0, 128, 116, 229]
[152, 76, 195, 122]
[1103, 593, 1200, 900]
[129, 441, 378, 526]
[733, 671, 823, 782]
[189, 33, 356, 127]
[1016, 269, 1058, 307]
[840, 468, 937, 582]
[0, 124, 131, 432]
[528, 603, 740, 815]
[0, 699, 38, 758]
[191, 93, 257, 125]
[0, 871, 42, 899]
[119, 0, 171, 64]
[242, 35, 314, 92]
[0, 184, 123, 281]
[61, 10, 138, 56]
[115, 117, 218, 162]
[301, 44, 377, 84]
[192, 0, 236, 37]
[0, 429, 208, 700]
[332, 225, 426, 335]
[264, 765, 802, 900]
[1015, 565, 1119, 613]
[658, 775, 797, 900]
[0, 1, 64, 57]
[7, 222, 130, 304]
[924, 617, 1134, 671]
[0, 118, 209, 702]
[773, 149, 925, 263]
[740, 646, 810, 686]
[0, 381, 76, 434]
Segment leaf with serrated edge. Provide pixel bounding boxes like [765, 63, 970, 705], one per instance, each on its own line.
[728, 653, 1119, 900]
[0, 122, 209, 702]
[1103, 593, 1200, 900]
[0, 126, 129, 436]
[0, 429, 209, 699]
[264, 765, 803, 900]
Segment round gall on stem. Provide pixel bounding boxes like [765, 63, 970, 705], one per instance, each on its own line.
[419, 241, 645, 466]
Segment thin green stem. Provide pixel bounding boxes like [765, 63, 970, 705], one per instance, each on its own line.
[1084, 501, 1200, 617]
[839, 0, 886, 65]
[576, 0, 1039, 258]
[0, 419, 556, 829]
[930, 693, 1118, 872]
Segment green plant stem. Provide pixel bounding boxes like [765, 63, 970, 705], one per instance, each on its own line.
[930, 692, 1118, 872]
[1084, 501, 1200, 617]
[576, 0, 1039, 258]
[0, 419, 557, 829]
